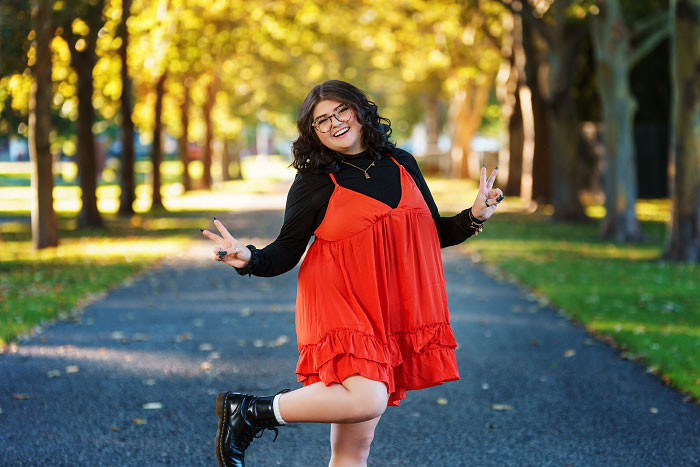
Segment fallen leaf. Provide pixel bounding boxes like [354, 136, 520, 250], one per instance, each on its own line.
[132, 418, 147, 425]
[144, 379, 157, 386]
[170, 333, 193, 343]
[240, 307, 252, 317]
[65, 365, 79, 374]
[133, 333, 149, 342]
[491, 403, 514, 411]
[649, 407, 659, 414]
[111, 426, 119, 431]
[563, 349, 576, 358]
[199, 343, 214, 352]
[253, 339, 264, 348]
[12, 393, 29, 400]
[111, 331, 126, 340]
[47, 369, 61, 378]
[436, 397, 449, 405]
[192, 319, 204, 328]
[143, 402, 163, 410]
[200, 361, 212, 371]
[268, 335, 289, 347]
[481, 383, 489, 390]
[209, 352, 221, 360]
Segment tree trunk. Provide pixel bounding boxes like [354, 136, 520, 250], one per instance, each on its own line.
[69, 34, 103, 228]
[232, 133, 243, 180]
[118, 0, 135, 215]
[505, 75, 524, 197]
[664, 0, 700, 261]
[201, 79, 215, 189]
[538, 1, 587, 221]
[150, 72, 166, 211]
[449, 77, 491, 179]
[28, 0, 58, 249]
[221, 139, 231, 181]
[178, 80, 192, 191]
[502, 14, 524, 197]
[521, 16, 551, 205]
[425, 93, 441, 155]
[592, 0, 644, 242]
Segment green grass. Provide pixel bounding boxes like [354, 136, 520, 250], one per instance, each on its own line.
[461, 212, 700, 400]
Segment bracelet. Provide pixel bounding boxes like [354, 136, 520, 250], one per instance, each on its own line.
[467, 208, 485, 233]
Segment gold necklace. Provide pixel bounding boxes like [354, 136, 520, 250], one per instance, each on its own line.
[342, 160, 375, 179]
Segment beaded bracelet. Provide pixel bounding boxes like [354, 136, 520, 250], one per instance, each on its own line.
[467, 208, 485, 234]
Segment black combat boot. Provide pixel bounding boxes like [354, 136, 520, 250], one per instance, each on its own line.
[215, 390, 289, 467]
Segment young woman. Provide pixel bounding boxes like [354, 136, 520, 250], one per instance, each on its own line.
[202, 80, 503, 467]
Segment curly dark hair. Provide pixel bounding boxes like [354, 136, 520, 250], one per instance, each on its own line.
[291, 80, 395, 173]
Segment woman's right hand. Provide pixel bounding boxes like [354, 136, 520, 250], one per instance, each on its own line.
[201, 219, 252, 268]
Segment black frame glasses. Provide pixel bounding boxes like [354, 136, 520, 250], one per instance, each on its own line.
[312, 105, 353, 133]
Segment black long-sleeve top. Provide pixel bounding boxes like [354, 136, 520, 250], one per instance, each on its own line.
[236, 147, 479, 277]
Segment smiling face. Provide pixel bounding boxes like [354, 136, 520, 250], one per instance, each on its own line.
[312, 99, 365, 155]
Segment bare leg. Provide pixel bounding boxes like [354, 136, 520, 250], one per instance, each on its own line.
[329, 416, 382, 467]
[278, 375, 389, 423]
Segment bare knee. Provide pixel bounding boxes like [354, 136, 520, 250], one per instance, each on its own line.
[349, 393, 386, 422]
[343, 378, 388, 422]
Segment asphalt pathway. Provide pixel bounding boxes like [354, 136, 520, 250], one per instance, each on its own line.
[2, 209, 699, 466]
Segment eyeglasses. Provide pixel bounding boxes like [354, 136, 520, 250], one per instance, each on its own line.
[312, 105, 353, 133]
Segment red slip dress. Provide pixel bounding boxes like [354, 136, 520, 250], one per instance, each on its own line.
[294, 156, 459, 406]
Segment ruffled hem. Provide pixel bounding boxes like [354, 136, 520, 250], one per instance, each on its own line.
[295, 324, 459, 406]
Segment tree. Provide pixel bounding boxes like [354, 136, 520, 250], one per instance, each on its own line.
[150, 71, 165, 210]
[28, 0, 59, 248]
[501, 0, 589, 221]
[59, 0, 106, 228]
[118, 0, 136, 215]
[591, 0, 670, 242]
[663, 0, 700, 261]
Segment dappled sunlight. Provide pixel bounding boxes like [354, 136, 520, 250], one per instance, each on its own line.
[15, 344, 242, 377]
[590, 320, 700, 338]
[584, 199, 671, 222]
[2, 236, 191, 263]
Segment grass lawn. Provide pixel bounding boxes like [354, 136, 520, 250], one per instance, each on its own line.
[460, 210, 700, 401]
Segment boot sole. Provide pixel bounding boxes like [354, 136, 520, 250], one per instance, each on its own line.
[215, 392, 228, 467]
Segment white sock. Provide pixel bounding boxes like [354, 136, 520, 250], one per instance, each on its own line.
[272, 394, 286, 425]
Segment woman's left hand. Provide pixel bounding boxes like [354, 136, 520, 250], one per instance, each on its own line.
[470, 166, 503, 221]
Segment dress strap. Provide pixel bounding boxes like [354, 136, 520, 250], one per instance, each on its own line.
[328, 172, 339, 185]
[389, 156, 401, 168]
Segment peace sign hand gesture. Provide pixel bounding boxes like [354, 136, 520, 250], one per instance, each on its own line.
[201, 219, 252, 268]
[470, 166, 503, 221]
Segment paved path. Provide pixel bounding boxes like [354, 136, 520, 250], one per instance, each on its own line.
[2, 210, 699, 466]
